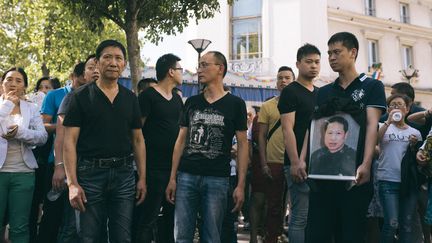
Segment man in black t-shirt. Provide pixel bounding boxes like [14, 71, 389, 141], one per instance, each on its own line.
[63, 40, 147, 243]
[132, 54, 184, 243]
[278, 43, 321, 243]
[305, 32, 386, 243]
[165, 51, 248, 243]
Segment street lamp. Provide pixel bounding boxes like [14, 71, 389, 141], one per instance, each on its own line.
[188, 39, 212, 64]
[188, 39, 212, 93]
[399, 65, 419, 84]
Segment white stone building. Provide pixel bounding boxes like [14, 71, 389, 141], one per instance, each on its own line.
[139, 0, 432, 107]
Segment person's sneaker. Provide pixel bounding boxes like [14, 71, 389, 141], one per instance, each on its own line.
[257, 235, 264, 243]
[278, 234, 289, 243]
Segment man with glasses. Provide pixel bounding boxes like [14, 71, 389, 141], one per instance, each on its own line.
[165, 51, 248, 243]
[133, 54, 184, 243]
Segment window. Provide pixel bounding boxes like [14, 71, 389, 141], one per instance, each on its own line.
[231, 0, 262, 60]
[367, 40, 379, 69]
[401, 45, 413, 69]
[364, 0, 376, 16]
[400, 3, 410, 23]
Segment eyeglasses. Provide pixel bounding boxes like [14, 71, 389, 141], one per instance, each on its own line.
[388, 103, 406, 108]
[172, 67, 183, 72]
[198, 62, 222, 69]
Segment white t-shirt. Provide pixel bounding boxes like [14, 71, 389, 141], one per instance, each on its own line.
[377, 123, 422, 182]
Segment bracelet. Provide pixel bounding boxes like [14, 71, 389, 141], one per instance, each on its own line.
[55, 162, 64, 167]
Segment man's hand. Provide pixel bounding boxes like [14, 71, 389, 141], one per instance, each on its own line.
[232, 186, 245, 213]
[69, 183, 87, 212]
[52, 165, 66, 192]
[165, 179, 177, 204]
[290, 160, 307, 183]
[261, 164, 273, 180]
[136, 179, 147, 205]
[417, 150, 428, 166]
[355, 163, 371, 185]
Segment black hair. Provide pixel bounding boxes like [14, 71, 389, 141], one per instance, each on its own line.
[95, 40, 127, 60]
[391, 82, 415, 101]
[328, 32, 359, 59]
[1, 67, 28, 87]
[324, 116, 349, 133]
[50, 77, 61, 89]
[297, 43, 321, 62]
[35, 76, 50, 92]
[156, 53, 181, 81]
[277, 66, 296, 80]
[386, 94, 412, 108]
[207, 51, 228, 77]
[137, 78, 157, 93]
[73, 62, 86, 77]
[85, 54, 96, 65]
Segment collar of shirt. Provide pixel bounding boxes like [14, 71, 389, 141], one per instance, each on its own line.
[332, 73, 367, 92]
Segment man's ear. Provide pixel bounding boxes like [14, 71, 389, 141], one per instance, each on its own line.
[350, 48, 358, 60]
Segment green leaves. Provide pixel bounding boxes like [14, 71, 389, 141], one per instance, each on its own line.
[0, 0, 125, 89]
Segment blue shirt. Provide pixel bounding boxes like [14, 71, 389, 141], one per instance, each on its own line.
[41, 86, 72, 123]
[40, 86, 72, 162]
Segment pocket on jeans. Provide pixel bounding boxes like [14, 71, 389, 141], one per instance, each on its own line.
[77, 163, 94, 177]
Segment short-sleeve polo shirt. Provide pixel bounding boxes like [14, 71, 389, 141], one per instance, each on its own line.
[316, 73, 386, 166]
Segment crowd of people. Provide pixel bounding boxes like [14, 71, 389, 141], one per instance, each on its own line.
[0, 31, 432, 243]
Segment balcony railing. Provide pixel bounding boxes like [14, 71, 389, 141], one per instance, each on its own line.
[228, 58, 274, 76]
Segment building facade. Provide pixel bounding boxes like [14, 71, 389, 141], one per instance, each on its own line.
[140, 0, 432, 107]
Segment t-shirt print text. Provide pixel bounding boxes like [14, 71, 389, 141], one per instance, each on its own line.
[188, 109, 225, 159]
[386, 133, 411, 142]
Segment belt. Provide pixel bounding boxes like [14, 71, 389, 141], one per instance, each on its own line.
[80, 154, 134, 169]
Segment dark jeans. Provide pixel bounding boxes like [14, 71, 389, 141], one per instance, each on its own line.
[77, 159, 136, 243]
[37, 163, 66, 243]
[221, 176, 238, 243]
[29, 162, 47, 243]
[132, 169, 174, 243]
[306, 181, 373, 243]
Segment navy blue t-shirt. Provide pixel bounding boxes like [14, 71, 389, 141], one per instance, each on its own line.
[316, 73, 386, 167]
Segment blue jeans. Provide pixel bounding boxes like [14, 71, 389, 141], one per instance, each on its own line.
[285, 165, 309, 243]
[77, 159, 136, 243]
[378, 180, 418, 243]
[174, 172, 229, 243]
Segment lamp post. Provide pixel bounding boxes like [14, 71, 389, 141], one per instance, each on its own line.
[399, 65, 419, 84]
[188, 39, 212, 93]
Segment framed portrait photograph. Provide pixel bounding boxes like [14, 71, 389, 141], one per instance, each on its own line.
[308, 113, 359, 180]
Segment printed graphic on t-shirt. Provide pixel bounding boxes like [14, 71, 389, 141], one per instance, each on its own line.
[187, 108, 225, 159]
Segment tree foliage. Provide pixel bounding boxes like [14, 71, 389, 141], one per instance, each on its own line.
[58, 0, 231, 90]
[0, 0, 125, 89]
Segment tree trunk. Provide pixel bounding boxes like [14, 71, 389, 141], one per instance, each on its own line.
[41, 62, 50, 77]
[124, 15, 141, 93]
